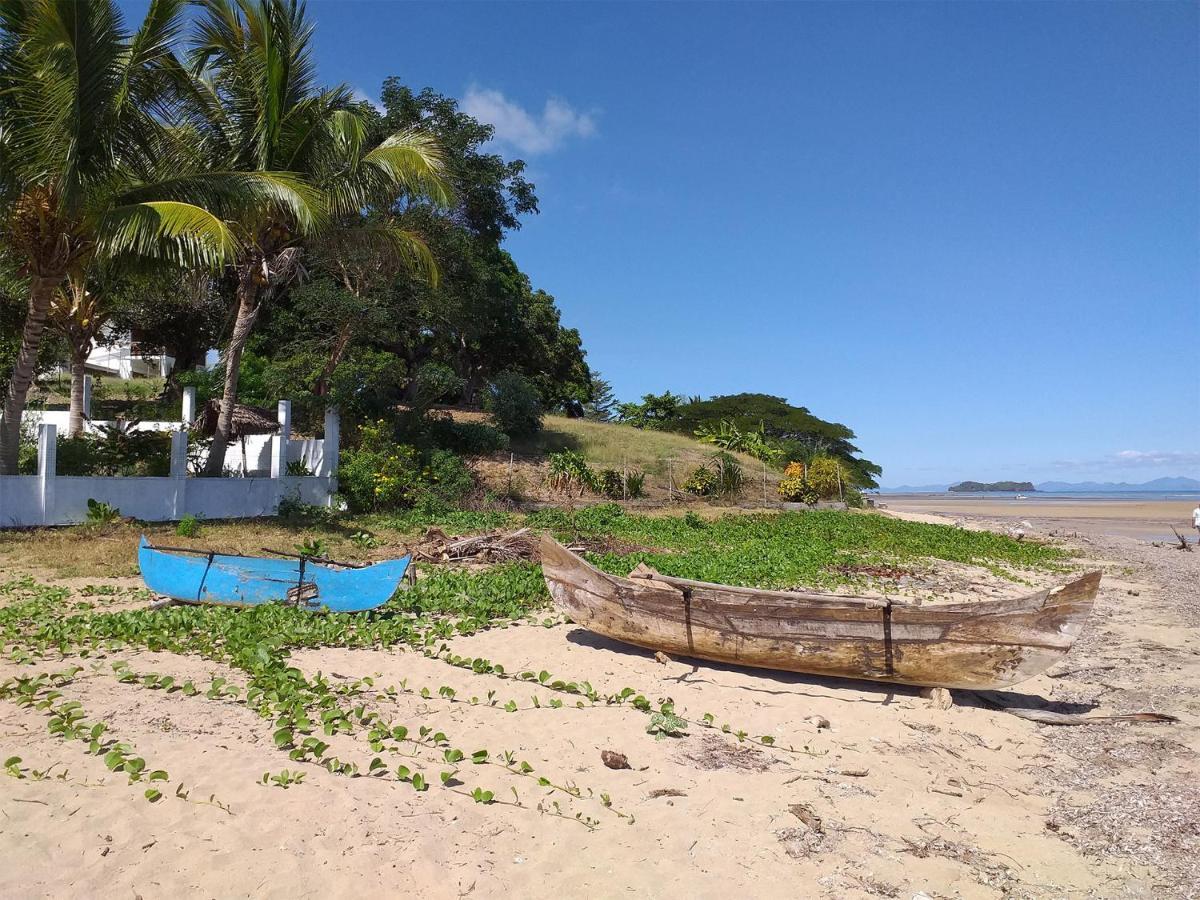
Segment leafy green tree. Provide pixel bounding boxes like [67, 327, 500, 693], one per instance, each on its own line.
[107, 269, 229, 390]
[582, 372, 617, 421]
[671, 393, 881, 487]
[183, 0, 449, 474]
[374, 79, 538, 242]
[616, 391, 685, 430]
[484, 371, 543, 437]
[0, 0, 278, 473]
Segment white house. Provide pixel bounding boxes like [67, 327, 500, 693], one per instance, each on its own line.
[79, 328, 174, 379]
[73, 327, 219, 380]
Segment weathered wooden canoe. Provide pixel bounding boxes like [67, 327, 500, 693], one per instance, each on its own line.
[539, 537, 1099, 690]
[138, 536, 410, 612]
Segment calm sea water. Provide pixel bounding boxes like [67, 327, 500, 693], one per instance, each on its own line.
[879, 491, 1200, 501]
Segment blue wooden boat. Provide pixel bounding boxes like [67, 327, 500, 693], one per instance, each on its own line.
[137, 536, 410, 612]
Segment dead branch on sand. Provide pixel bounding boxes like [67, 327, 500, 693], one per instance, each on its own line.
[415, 527, 537, 563]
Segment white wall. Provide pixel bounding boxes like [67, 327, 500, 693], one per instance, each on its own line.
[0, 412, 339, 528]
[31, 410, 181, 435]
[25, 394, 328, 477]
[212, 435, 325, 477]
[0, 473, 335, 528]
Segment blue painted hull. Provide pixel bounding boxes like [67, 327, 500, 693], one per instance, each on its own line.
[137, 536, 410, 612]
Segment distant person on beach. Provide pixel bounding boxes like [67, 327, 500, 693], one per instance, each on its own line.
[1194, 504, 1200, 542]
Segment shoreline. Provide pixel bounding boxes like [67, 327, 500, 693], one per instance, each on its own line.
[877, 493, 1196, 541]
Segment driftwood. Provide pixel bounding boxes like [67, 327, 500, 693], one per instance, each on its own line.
[1169, 527, 1193, 552]
[416, 527, 537, 563]
[973, 691, 1179, 726]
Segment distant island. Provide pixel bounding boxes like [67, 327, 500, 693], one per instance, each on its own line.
[880, 476, 1200, 494]
[948, 481, 1035, 493]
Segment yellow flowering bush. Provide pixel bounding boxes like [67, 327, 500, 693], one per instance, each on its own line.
[339, 420, 473, 512]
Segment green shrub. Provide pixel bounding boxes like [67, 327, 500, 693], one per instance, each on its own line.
[546, 450, 595, 495]
[415, 450, 474, 510]
[485, 372, 543, 437]
[175, 514, 201, 537]
[278, 495, 339, 527]
[625, 470, 646, 499]
[338, 421, 473, 513]
[84, 498, 121, 525]
[54, 427, 170, 477]
[426, 417, 510, 455]
[596, 468, 623, 499]
[711, 452, 744, 497]
[807, 456, 843, 500]
[410, 362, 465, 408]
[595, 467, 646, 500]
[683, 465, 717, 496]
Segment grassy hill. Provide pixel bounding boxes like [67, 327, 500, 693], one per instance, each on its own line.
[501, 414, 781, 503]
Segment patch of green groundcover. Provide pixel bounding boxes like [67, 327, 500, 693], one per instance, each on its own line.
[528, 505, 1069, 590]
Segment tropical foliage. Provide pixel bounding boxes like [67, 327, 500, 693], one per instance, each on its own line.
[0, 0, 277, 472]
[0, 1, 881, 500]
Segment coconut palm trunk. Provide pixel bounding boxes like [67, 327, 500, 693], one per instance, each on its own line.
[0, 275, 63, 474]
[203, 273, 262, 476]
[67, 351, 89, 438]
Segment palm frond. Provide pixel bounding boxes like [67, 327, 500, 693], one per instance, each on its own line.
[333, 224, 439, 287]
[98, 200, 241, 269]
[115, 170, 322, 234]
[363, 129, 451, 204]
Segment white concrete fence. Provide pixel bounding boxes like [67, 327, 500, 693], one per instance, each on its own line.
[0, 400, 340, 528]
[28, 380, 329, 476]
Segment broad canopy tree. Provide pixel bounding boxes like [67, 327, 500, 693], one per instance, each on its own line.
[0, 1, 592, 472]
[180, 0, 450, 475]
[0, 0, 236, 471]
[0, 0, 317, 473]
[248, 79, 590, 424]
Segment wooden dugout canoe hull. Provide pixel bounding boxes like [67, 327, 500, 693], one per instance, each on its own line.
[539, 537, 1099, 690]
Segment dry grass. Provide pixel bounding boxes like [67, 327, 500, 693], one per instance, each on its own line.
[0, 518, 427, 581]
[519, 415, 779, 483]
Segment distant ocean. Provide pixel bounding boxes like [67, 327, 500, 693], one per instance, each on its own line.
[878, 491, 1200, 501]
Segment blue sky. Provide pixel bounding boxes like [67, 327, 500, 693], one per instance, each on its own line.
[127, 1, 1199, 485]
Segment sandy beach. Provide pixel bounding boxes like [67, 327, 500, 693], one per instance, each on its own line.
[2, 510, 1198, 899]
[880, 494, 1198, 542]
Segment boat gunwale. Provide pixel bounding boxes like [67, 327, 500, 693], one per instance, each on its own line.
[139, 537, 409, 573]
[543, 537, 1100, 617]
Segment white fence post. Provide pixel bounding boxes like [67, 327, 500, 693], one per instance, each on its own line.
[169, 429, 188, 518]
[81, 375, 93, 421]
[37, 423, 56, 526]
[181, 386, 196, 426]
[322, 406, 340, 505]
[271, 400, 292, 479]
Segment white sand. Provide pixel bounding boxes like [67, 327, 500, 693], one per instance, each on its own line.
[2, 518, 1198, 898]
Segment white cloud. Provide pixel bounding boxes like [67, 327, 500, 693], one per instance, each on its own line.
[1113, 450, 1200, 467]
[461, 86, 596, 155]
[351, 86, 382, 112]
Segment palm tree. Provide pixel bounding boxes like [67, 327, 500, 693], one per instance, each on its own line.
[46, 274, 112, 437]
[184, 0, 449, 475]
[0, 0, 311, 473]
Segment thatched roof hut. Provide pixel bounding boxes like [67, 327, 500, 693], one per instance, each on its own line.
[192, 399, 279, 438]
